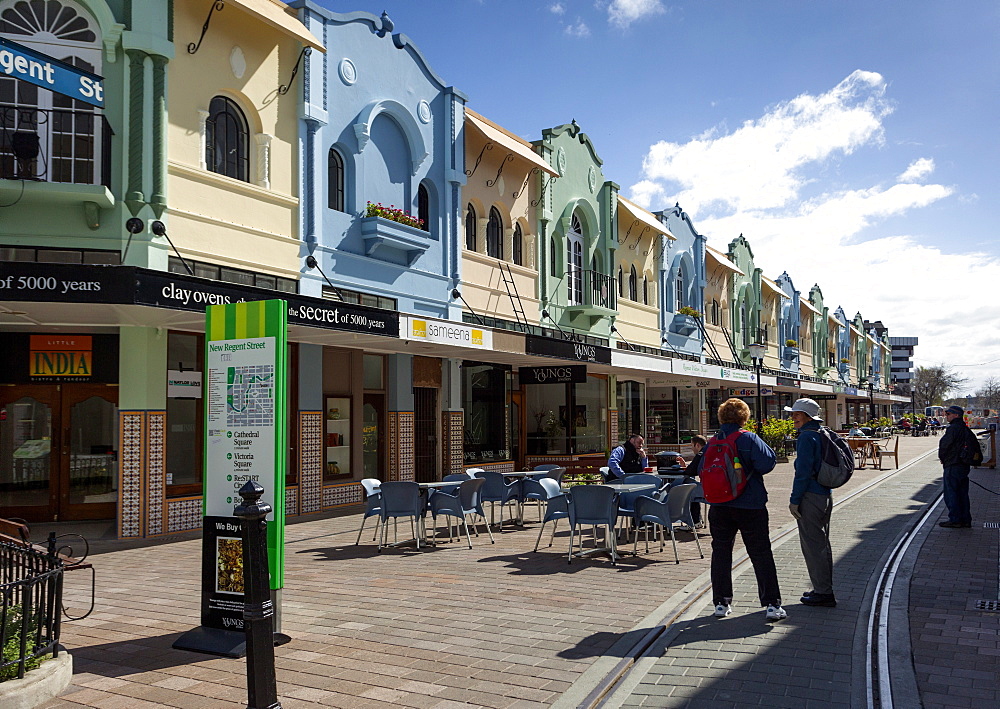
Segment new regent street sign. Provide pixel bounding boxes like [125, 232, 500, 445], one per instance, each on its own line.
[1, 37, 105, 107]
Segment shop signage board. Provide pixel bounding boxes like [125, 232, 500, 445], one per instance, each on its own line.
[844, 387, 859, 396]
[167, 370, 203, 398]
[812, 394, 838, 400]
[729, 388, 774, 397]
[720, 367, 756, 384]
[519, 365, 587, 384]
[0, 37, 105, 108]
[0, 261, 133, 303]
[776, 377, 800, 388]
[525, 334, 612, 364]
[200, 299, 287, 634]
[29, 335, 92, 380]
[672, 360, 717, 378]
[403, 316, 492, 349]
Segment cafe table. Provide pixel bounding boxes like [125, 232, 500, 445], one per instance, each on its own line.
[844, 436, 881, 469]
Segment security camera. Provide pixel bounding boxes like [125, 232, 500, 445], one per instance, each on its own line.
[125, 218, 144, 234]
[150, 221, 167, 236]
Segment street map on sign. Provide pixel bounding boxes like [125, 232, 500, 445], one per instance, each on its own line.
[226, 365, 274, 427]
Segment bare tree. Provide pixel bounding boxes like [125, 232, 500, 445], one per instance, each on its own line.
[976, 377, 1000, 413]
[913, 365, 968, 409]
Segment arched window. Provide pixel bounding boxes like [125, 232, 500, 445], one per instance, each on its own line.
[487, 207, 503, 258]
[643, 276, 649, 305]
[550, 236, 557, 276]
[512, 223, 523, 265]
[675, 267, 684, 309]
[328, 148, 345, 211]
[567, 214, 583, 304]
[417, 183, 429, 231]
[629, 265, 637, 302]
[465, 204, 476, 250]
[618, 266, 623, 298]
[741, 299, 750, 347]
[206, 96, 249, 181]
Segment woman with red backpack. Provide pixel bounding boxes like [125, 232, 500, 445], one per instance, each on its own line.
[701, 398, 785, 621]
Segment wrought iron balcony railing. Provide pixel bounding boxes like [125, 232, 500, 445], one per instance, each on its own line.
[566, 267, 617, 311]
[1, 104, 112, 188]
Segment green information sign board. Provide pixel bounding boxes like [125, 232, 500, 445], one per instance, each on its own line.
[204, 299, 288, 589]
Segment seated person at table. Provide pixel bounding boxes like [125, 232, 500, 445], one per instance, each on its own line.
[899, 418, 911, 431]
[668, 434, 707, 528]
[848, 423, 864, 436]
[607, 433, 647, 481]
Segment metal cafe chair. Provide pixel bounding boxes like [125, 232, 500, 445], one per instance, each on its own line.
[376, 481, 425, 552]
[355, 478, 382, 545]
[428, 477, 494, 548]
[567, 484, 619, 565]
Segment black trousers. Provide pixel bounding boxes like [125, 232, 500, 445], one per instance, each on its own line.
[709, 505, 781, 607]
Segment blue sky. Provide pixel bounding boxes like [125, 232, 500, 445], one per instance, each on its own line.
[314, 1, 1000, 394]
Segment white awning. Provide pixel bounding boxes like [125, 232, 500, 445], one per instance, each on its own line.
[465, 110, 558, 176]
[706, 246, 745, 275]
[761, 276, 790, 298]
[227, 0, 325, 51]
[617, 196, 673, 239]
[800, 297, 822, 316]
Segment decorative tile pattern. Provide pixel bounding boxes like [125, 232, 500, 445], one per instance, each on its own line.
[118, 411, 145, 538]
[466, 461, 514, 473]
[609, 408, 619, 447]
[443, 410, 464, 475]
[395, 411, 414, 482]
[285, 487, 298, 516]
[323, 483, 362, 508]
[146, 411, 165, 536]
[299, 411, 323, 514]
[166, 497, 203, 533]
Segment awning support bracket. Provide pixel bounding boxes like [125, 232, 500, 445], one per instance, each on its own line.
[486, 153, 514, 187]
[466, 141, 492, 178]
[188, 1, 225, 55]
[278, 47, 312, 96]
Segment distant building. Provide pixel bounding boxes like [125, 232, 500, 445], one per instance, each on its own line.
[889, 336, 919, 386]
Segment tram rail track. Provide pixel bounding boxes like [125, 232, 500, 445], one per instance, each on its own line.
[576, 448, 940, 709]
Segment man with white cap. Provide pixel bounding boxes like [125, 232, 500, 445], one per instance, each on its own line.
[784, 398, 836, 608]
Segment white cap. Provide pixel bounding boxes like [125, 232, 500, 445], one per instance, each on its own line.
[783, 398, 823, 420]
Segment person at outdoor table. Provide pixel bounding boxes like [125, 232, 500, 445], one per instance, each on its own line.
[607, 433, 647, 481]
[848, 423, 864, 436]
[899, 418, 912, 431]
[668, 434, 707, 529]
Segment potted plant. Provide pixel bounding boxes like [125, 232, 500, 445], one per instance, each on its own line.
[363, 201, 424, 229]
[785, 339, 798, 347]
[677, 306, 701, 318]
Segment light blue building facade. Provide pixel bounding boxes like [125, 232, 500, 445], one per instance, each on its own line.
[659, 203, 706, 358]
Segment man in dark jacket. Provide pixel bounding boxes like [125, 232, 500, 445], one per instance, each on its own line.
[607, 434, 647, 481]
[785, 398, 836, 607]
[939, 405, 975, 528]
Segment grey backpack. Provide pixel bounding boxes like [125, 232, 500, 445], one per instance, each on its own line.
[813, 427, 855, 488]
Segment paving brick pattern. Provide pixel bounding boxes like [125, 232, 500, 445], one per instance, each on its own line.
[909, 464, 1000, 709]
[37, 436, 938, 708]
[608, 438, 947, 708]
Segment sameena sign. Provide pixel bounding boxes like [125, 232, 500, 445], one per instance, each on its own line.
[404, 317, 492, 349]
[0, 37, 104, 108]
[525, 335, 612, 364]
[519, 365, 587, 384]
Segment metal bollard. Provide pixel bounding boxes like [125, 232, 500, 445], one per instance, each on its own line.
[234, 480, 281, 709]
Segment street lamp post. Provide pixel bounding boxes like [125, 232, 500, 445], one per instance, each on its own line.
[748, 342, 766, 435]
[868, 379, 876, 423]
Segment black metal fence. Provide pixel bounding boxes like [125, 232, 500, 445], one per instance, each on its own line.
[0, 540, 63, 682]
[0, 103, 112, 187]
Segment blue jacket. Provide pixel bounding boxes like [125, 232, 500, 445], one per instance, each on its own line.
[608, 444, 648, 480]
[709, 424, 776, 509]
[790, 420, 831, 504]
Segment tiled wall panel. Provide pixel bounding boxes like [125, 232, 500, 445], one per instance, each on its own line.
[443, 410, 464, 476]
[146, 412, 165, 535]
[118, 411, 145, 538]
[299, 411, 323, 513]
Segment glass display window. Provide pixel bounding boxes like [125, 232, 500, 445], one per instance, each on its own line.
[462, 362, 511, 463]
[325, 397, 351, 481]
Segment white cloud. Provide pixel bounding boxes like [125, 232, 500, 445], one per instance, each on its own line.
[608, 0, 666, 28]
[549, 2, 565, 14]
[606, 0, 667, 28]
[564, 17, 591, 37]
[628, 71, 1000, 391]
[898, 157, 934, 182]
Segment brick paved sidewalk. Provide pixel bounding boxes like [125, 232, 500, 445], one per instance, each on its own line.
[604, 445, 945, 708]
[36, 436, 937, 709]
[909, 464, 1000, 708]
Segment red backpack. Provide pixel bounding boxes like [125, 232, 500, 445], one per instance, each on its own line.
[700, 429, 749, 503]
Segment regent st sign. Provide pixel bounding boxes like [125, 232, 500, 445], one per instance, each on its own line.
[0, 37, 105, 108]
[525, 334, 612, 364]
[519, 365, 588, 384]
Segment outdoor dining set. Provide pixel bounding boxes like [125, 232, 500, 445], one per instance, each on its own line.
[355, 466, 705, 566]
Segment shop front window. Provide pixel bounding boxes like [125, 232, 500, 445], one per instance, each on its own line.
[166, 332, 203, 497]
[677, 389, 699, 443]
[526, 376, 607, 455]
[616, 380, 644, 440]
[462, 362, 510, 463]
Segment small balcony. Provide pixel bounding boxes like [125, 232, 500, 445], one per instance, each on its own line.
[669, 313, 699, 337]
[564, 268, 617, 326]
[1, 104, 112, 187]
[782, 346, 799, 360]
[359, 215, 430, 266]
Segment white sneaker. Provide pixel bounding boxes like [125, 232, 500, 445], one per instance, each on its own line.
[676, 524, 693, 532]
[765, 605, 787, 621]
[714, 603, 732, 617]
